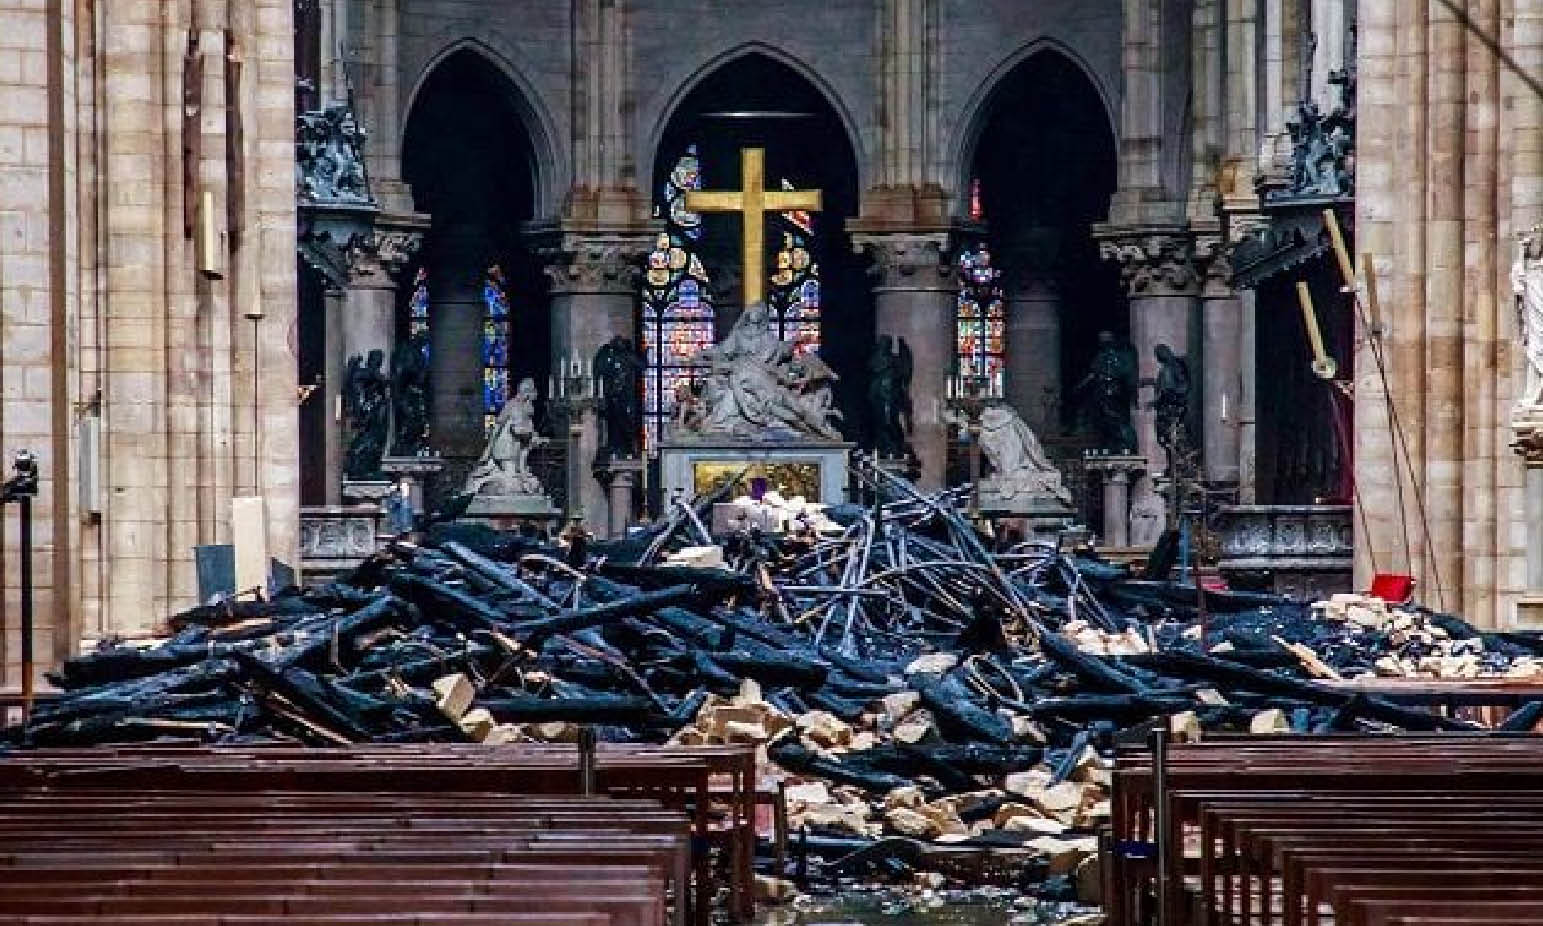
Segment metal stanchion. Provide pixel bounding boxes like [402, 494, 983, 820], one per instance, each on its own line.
[2, 450, 39, 721]
[1150, 727, 1172, 926]
[577, 725, 597, 796]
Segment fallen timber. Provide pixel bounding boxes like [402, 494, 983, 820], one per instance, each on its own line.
[8, 456, 1543, 906]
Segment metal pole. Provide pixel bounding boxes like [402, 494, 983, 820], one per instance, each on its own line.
[1151, 727, 1172, 926]
[19, 491, 32, 720]
[577, 724, 597, 795]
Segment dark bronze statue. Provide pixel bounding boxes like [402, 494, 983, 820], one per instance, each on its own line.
[1151, 343, 1194, 463]
[343, 349, 389, 480]
[1073, 330, 1138, 453]
[867, 335, 914, 458]
[593, 335, 644, 461]
[390, 338, 430, 456]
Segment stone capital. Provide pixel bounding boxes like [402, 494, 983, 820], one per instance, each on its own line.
[533, 229, 653, 296]
[1093, 225, 1201, 297]
[851, 231, 955, 290]
[1193, 232, 1237, 298]
[345, 225, 424, 287]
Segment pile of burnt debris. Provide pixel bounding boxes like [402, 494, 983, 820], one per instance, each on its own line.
[9, 458, 1543, 892]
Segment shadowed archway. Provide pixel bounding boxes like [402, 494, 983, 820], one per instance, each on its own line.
[402, 49, 549, 474]
[966, 49, 1121, 437]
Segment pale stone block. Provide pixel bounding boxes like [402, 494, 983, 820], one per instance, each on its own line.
[2, 322, 48, 363]
[0, 83, 44, 123]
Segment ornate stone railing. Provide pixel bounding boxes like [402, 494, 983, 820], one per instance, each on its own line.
[1215, 504, 1354, 599]
[298, 505, 384, 583]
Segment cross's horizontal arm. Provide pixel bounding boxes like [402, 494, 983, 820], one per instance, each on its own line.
[683, 191, 745, 212]
[764, 191, 822, 212]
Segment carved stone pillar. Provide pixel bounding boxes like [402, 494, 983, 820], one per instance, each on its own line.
[339, 221, 423, 500]
[1003, 230, 1061, 437]
[1096, 226, 1201, 546]
[322, 284, 346, 505]
[853, 231, 957, 489]
[599, 457, 644, 539]
[1196, 234, 1242, 486]
[535, 228, 651, 529]
[1085, 454, 1145, 549]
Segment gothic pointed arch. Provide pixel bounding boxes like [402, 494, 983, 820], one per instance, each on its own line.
[642, 50, 867, 469]
[401, 48, 549, 462]
[401, 37, 564, 218]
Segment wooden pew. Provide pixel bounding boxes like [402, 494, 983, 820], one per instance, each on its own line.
[0, 746, 739, 926]
[0, 742, 760, 920]
[1104, 735, 1543, 926]
[0, 746, 747, 920]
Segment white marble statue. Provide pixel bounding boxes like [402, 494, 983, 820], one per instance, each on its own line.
[465, 377, 547, 497]
[676, 301, 843, 441]
[971, 403, 1072, 506]
[1514, 227, 1543, 411]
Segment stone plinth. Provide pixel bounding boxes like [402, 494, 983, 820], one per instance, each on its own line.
[1084, 453, 1147, 548]
[976, 477, 1074, 519]
[1215, 504, 1354, 599]
[595, 456, 644, 539]
[659, 441, 853, 506]
[341, 479, 393, 505]
[380, 454, 445, 516]
[465, 493, 561, 520]
[299, 506, 385, 584]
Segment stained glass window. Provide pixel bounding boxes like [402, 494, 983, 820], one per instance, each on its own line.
[641, 146, 715, 454]
[407, 266, 430, 364]
[769, 188, 820, 356]
[482, 264, 511, 435]
[956, 244, 1006, 391]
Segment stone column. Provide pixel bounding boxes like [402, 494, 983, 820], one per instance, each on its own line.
[339, 224, 421, 498]
[854, 232, 957, 489]
[602, 458, 644, 539]
[428, 225, 494, 460]
[322, 286, 346, 505]
[1196, 235, 1242, 485]
[1003, 230, 1061, 437]
[1103, 469, 1131, 548]
[1098, 228, 1201, 545]
[537, 230, 651, 529]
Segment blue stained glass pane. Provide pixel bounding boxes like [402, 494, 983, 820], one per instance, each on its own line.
[956, 245, 1005, 384]
[641, 146, 716, 456]
[482, 266, 513, 433]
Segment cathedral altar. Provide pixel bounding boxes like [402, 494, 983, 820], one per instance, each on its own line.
[659, 440, 853, 506]
[656, 147, 853, 507]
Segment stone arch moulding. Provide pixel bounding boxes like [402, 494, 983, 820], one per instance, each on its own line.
[638, 40, 870, 200]
[949, 37, 1118, 216]
[400, 36, 568, 219]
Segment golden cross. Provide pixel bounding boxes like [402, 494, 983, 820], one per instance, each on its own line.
[684, 147, 822, 308]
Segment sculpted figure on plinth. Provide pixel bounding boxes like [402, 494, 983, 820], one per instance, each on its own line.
[867, 335, 914, 458]
[594, 335, 645, 460]
[676, 301, 843, 441]
[1074, 330, 1139, 453]
[1151, 344, 1194, 464]
[465, 378, 547, 498]
[976, 404, 1072, 506]
[343, 350, 390, 480]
